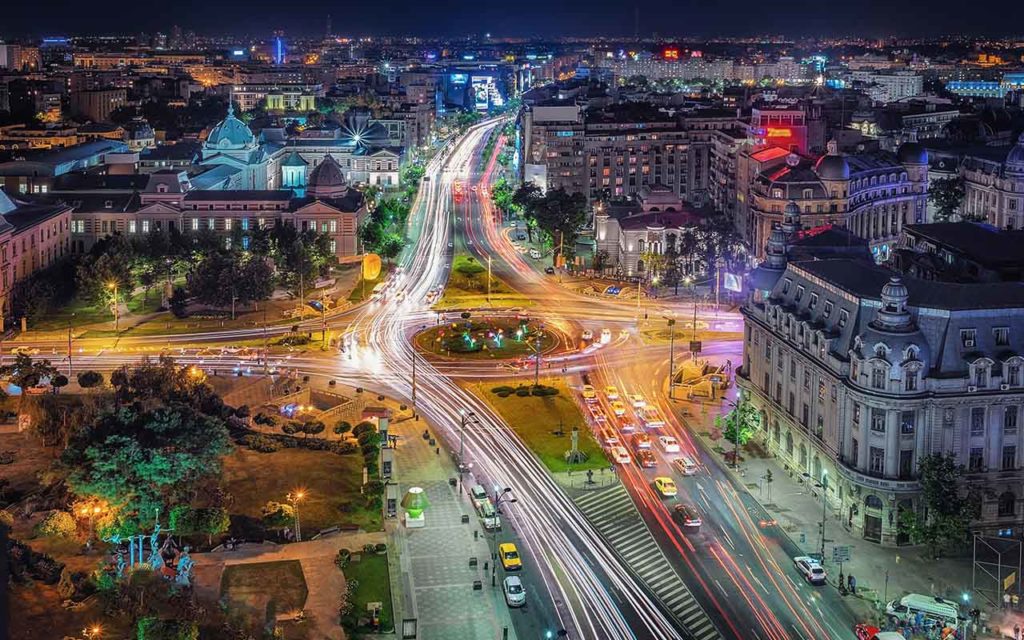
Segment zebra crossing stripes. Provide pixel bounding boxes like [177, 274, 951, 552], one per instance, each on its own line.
[575, 485, 722, 640]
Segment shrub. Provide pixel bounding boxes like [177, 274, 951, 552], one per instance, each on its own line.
[253, 412, 277, 426]
[76, 370, 104, 389]
[277, 335, 311, 347]
[335, 548, 351, 569]
[260, 501, 295, 527]
[36, 510, 77, 539]
[491, 386, 514, 394]
[333, 420, 352, 435]
[362, 543, 376, 554]
[496, 390, 511, 398]
[242, 434, 281, 453]
[515, 388, 530, 397]
[352, 421, 376, 438]
[531, 385, 559, 397]
[0, 509, 13, 527]
[234, 405, 251, 419]
[374, 543, 387, 555]
[0, 451, 14, 465]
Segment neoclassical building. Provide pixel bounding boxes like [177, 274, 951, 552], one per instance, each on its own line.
[960, 135, 1024, 230]
[746, 139, 929, 263]
[195, 105, 402, 191]
[741, 228, 1024, 545]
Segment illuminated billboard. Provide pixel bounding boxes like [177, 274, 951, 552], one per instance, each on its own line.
[450, 73, 468, 85]
[472, 76, 492, 110]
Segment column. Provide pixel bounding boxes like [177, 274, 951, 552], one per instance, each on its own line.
[885, 409, 899, 478]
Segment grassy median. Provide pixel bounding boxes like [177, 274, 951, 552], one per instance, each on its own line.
[472, 377, 607, 472]
[435, 254, 531, 310]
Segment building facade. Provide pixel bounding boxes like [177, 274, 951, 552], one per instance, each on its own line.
[959, 136, 1024, 230]
[742, 239, 1024, 545]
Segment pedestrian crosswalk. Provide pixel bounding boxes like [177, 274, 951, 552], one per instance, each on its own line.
[576, 484, 721, 640]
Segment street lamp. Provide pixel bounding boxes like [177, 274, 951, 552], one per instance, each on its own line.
[818, 471, 828, 561]
[458, 410, 479, 490]
[107, 282, 119, 332]
[82, 624, 103, 639]
[665, 315, 677, 399]
[287, 490, 306, 542]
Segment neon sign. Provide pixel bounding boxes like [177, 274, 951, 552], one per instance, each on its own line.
[765, 128, 792, 138]
[663, 48, 679, 60]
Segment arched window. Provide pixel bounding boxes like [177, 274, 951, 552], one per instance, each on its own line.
[865, 495, 883, 510]
[773, 422, 781, 444]
[799, 444, 808, 469]
[871, 365, 886, 390]
[999, 491, 1016, 517]
[785, 431, 794, 454]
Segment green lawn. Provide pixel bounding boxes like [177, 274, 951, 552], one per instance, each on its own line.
[435, 254, 530, 310]
[414, 318, 557, 360]
[343, 553, 394, 632]
[221, 560, 308, 615]
[28, 291, 164, 332]
[473, 378, 607, 472]
[347, 272, 387, 304]
[222, 448, 381, 535]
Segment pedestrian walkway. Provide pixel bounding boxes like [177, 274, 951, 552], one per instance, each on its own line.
[574, 484, 720, 640]
[388, 417, 517, 640]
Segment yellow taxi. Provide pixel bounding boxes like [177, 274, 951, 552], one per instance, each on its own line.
[610, 400, 627, 416]
[498, 542, 523, 571]
[581, 385, 597, 401]
[653, 477, 678, 498]
[604, 385, 620, 399]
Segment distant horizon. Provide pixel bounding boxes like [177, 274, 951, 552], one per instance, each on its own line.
[4, 0, 1024, 42]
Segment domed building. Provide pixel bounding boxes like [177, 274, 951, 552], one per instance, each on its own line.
[959, 134, 1024, 229]
[740, 239, 1024, 545]
[746, 139, 929, 264]
[198, 105, 270, 190]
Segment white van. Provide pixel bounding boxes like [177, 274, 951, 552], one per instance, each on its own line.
[673, 455, 700, 476]
[529, 249, 542, 259]
[886, 594, 960, 627]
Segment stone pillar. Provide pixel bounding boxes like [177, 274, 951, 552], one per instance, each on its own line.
[885, 409, 900, 478]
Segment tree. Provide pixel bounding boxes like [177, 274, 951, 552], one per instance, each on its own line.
[63, 399, 230, 535]
[51, 374, 69, 394]
[35, 510, 77, 538]
[928, 176, 967, 223]
[898, 453, 977, 557]
[169, 287, 188, 318]
[77, 370, 104, 389]
[136, 617, 200, 640]
[531, 188, 587, 263]
[718, 400, 759, 447]
[512, 183, 543, 242]
[0, 354, 58, 391]
[302, 421, 325, 438]
[260, 501, 294, 527]
[333, 420, 352, 436]
[169, 505, 229, 546]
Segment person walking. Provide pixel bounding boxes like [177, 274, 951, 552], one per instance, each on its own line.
[848, 574, 857, 595]
[1004, 591, 1012, 609]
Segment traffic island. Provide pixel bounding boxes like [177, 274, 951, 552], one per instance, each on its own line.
[414, 316, 559, 360]
[433, 254, 532, 309]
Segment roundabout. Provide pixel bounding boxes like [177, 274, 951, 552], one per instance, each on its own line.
[412, 314, 564, 360]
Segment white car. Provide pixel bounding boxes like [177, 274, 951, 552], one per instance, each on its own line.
[529, 248, 542, 259]
[793, 556, 827, 585]
[658, 435, 680, 453]
[629, 394, 647, 408]
[503, 576, 526, 607]
[599, 328, 612, 344]
[610, 446, 631, 465]
[581, 329, 593, 341]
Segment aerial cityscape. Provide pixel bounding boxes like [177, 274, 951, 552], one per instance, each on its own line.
[2, 5, 1024, 640]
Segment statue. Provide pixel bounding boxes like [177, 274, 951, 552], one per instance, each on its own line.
[564, 427, 589, 464]
[175, 546, 194, 586]
[115, 550, 127, 579]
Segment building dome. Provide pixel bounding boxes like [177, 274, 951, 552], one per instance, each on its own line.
[206, 104, 255, 150]
[307, 154, 348, 198]
[1006, 135, 1024, 177]
[781, 201, 801, 236]
[815, 153, 850, 181]
[897, 139, 928, 166]
[871, 276, 915, 333]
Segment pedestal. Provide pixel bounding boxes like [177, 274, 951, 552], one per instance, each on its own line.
[404, 512, 425, 529]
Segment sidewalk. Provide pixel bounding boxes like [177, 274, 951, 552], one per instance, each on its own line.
[387, 416, 518, 640]
[673, 396, 977, 626]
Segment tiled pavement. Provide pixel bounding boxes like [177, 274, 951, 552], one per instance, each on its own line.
[388, 417, 517, 640]
[575, 484, 721, 640]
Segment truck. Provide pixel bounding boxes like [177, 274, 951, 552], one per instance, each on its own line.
[470, 484, 501, 530]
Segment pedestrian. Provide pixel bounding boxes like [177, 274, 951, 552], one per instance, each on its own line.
[1014, 593, 1020, 609]
[1005, 592, 1012, 609]
[848, 574, 857, 595]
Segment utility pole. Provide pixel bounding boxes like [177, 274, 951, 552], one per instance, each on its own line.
[411, 348, 417, 409]
[819, 473, 829, 561]
[321, 289, 328, 348]
[262, 307, 269, 375]
[67, 314, 74, 379]
[487, 255, 492, 302]
[666, 317, 676, 399]
[458, 411, 475, 490]
[533, 333, 543, 388]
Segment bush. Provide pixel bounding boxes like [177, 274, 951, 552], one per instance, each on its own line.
[253, 412, 278, 426]
[0, 509, 13, 527]
[352, 421, 376, 438]
[242, 434, 281, 453]
[331, 441, 357, 455]
[515, 387, 530, 397]
[260, 501, 295, 527]
[76, 370, 104, 389]
[491, 386, 514, 394]
[335, 548, 351, 569]
[36, 510, 77, 539]
[374, 543, 387, 555]
[531, 385, 559, 397]
[277, 334, 311, 347]
[496, 390, 511, 397]
[362, 543, 376, 554]
[0, 450, 14, 465]
[333, 420, 352, 435]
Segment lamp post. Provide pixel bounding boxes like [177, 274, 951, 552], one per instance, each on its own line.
[67, 313, 75, 379]
[487, 255, 492, 302]
[458, 410, 478, 490]
[287, 490, 305, 542]
[819, 472, 829, 561]
[490, 488, 517, 587]
[107, 282, 119, 333]
[665, 315, 676, 400]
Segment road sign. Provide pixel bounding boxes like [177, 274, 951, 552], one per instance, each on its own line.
[832, 545, 851, 563]
[1004, 571, 1017, 591]
[689, 340, 702, 353]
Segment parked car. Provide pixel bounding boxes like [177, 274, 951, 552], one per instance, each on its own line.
[503, 576, 526, 607]
[529, 248, 542, 259]
[793, 556, 827, 585]
[544, 266, 555, 275]
[581, 329, 593, 341]
[653, 477, 677, 498]
[499, 543, 522, 571]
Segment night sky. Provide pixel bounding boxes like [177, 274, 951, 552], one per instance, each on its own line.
[4, 0, 1022, 38]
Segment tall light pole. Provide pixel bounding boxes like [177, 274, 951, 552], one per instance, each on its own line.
[458, 410, 478, 490]
[67, 313, 75, 379]
[107, 282, 119, 333]
[487, 255, 492, 302]
[287, 490, 305, 542]
[491, 488, 517, 587]
[819, 472, 829, 561]
[665, 316, 676, 399]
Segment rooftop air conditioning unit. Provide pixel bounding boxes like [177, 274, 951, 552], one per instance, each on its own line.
[1001, 384, 1011, 391]
[964, 339, 976, 348]
[967, 385, 978, 393]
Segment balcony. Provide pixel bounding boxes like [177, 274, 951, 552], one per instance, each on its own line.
[834, 459, 920, 494]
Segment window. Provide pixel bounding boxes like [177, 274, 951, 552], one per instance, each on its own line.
[207, 218, 215, 230]
[1003, 445, 1017, 470]
[900, 411, 915, 435]
[191, 218, 199, 231]
[818, 381, 826, 402]
[329, 240, 337, 253]
[225, 218, 232, 231]
[971, 408, 986, 437]
[258, 217, 266, 229]
[974, 365, 989, 388]
[995, 327, 1010, 346]
[999, 491, 1016, 517]
[870, 408, 886, 433]
[871, 366, 886, 390]
[241, 236, 250, 250]
[803, 371, 811, 389]
[869, 447, 884, 475]
[802, 403, 810, 426]
[241, 218, 250, 231]
[321, 222, 328, 233]
[838, 310, 849, 329]
[853, 403, 861, 425]
[969, 447, 984, 471]
[782, 278, 792, 294]
[899, 450, 914, 480]
[815, 415, 824, 439]
[905, 370, 918, 392]
[141, 220, 150, 233]
[1005, 407, 1019, 435]
[330, 220, 337, 233]
[1010, 365, 1022, 387]
[788, 392, 795, 416]
[809, 293, 818, 310]
[961, 329, 977, 348]
[823, 301, 833, 319]
[128, 220, 137, 233]
[851, 438, 859, 465]
[795, 285, 804, 302]
[790, 360, 797, 380]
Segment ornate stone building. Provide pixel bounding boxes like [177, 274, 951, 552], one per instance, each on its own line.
[741, 227, 1024, 545]
[960, 135, 1024, 230]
